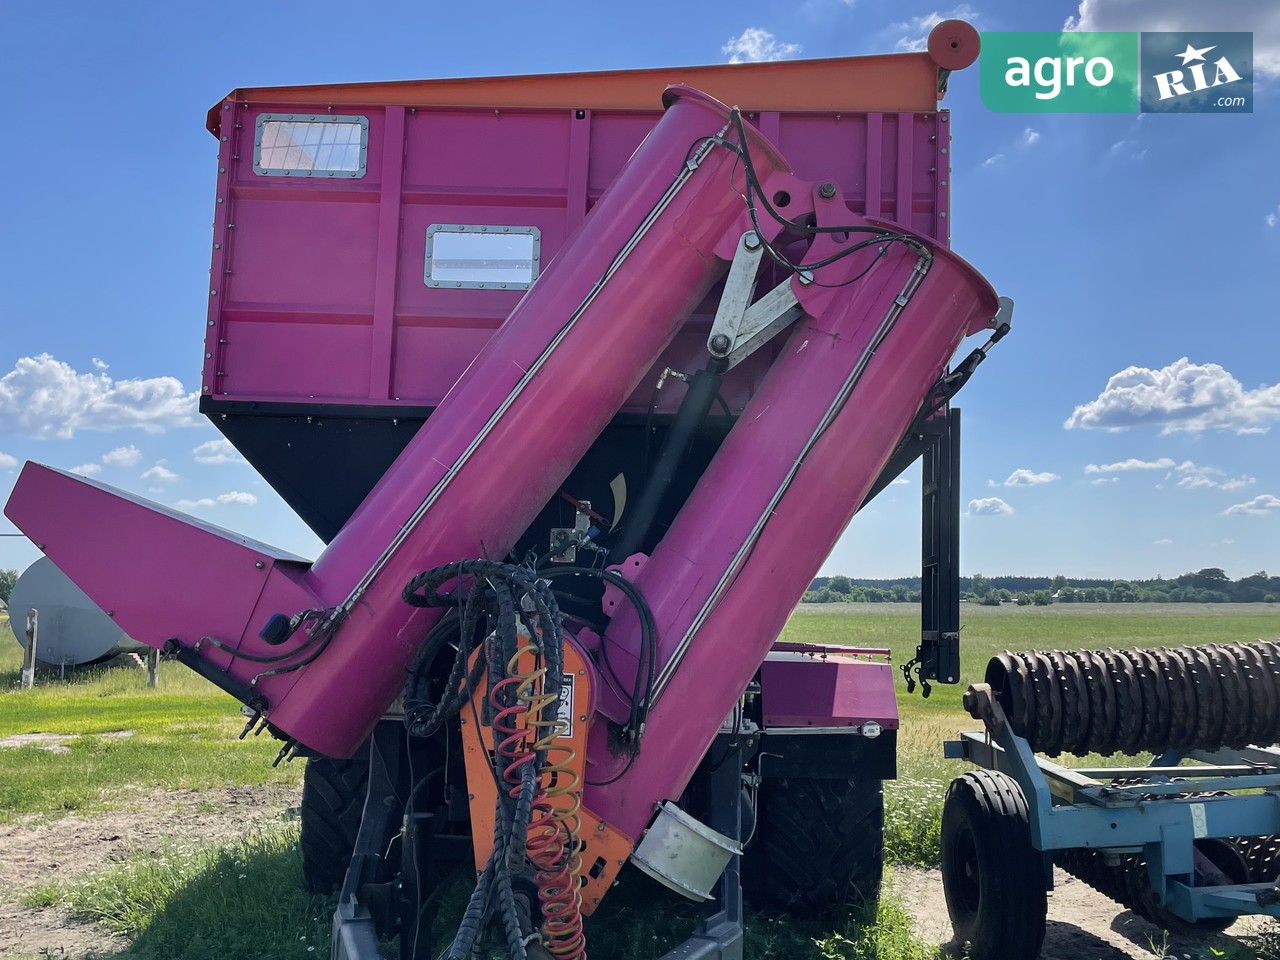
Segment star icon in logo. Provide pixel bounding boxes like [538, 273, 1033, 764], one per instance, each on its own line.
[1176, 43, 1216, 65]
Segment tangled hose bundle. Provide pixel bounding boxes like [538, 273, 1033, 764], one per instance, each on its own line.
[401, 560, 584, 960]
[983, 640, 1280, 757]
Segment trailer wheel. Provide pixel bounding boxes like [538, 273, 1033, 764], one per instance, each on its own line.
[300, 741, 373, 895]
[745, 777, 884, 919]
[941, 770, 1047, 960]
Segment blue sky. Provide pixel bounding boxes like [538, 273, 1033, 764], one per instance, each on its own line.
[1, 0, 1277, 582]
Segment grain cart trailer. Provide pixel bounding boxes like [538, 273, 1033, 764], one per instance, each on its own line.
[5, 21, 1008, 960]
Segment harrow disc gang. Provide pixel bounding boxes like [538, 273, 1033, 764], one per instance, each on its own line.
[981, 641, 1280, 757]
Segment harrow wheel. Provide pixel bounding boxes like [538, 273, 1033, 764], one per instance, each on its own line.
[941, 770, 1047, 960]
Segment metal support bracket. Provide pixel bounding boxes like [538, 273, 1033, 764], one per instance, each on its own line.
[658, 735, 747, 960]
[705, 232, 805, 371]
[332, 724, 403, 960]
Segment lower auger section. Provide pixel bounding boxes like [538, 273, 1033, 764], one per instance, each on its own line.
[982, 640, 1280, 757]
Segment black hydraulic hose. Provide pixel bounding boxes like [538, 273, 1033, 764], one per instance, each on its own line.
[611, 364, 724, 561]
[540, 566, 656, 740]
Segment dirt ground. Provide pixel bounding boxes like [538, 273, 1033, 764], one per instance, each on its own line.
[1, 787, 1275, 959]
[0, 784, 299, 959]
[896, 864, 1277, 960]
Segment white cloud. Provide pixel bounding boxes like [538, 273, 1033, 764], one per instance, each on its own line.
[91, 358, 109, 371]
[1172, 460, 1256, 491]
[893, 4, 979, 52]
[968, 497, 1013, 516]
[70, 463, 102, 477]
[142, 464, 178, 482]
[0, 451, 16, 469]
[1085, 458, 1176, 473]
[175, 490, 256, 510]
[722, 28, 800, 63]
[1063, 0, 1280, 78]
[1154, 538, 1173, 545]
[993, 468, 1058, 488]
[1091, 476, 1120, 485]
[982, 153, 1005, 168]
[1023, 128, 1040, 146]
[1085, 457, 1255, 490]
[1267, 207, 1279, 228]
[890, 477, 911, 486]
[0, 354, 200, 439]
[102, 445, 141, 467]
[1224, 494, 1280, 516]
[193, 438, 246, 464]
[1107, 140, 1147, 162]
[1065, 359, 1280, 434]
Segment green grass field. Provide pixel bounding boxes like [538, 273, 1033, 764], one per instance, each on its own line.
[4, 603, 1278, 959]
[0, 614, 302, 821]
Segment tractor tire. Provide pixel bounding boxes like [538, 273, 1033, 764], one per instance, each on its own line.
[941, 770, 1047, 960]
[300, 740, 371, 895]
[745, 776, 884, 919]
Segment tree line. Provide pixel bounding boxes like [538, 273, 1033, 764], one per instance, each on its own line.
[803, 568, 1280, 605]
[3, 566, 1277, 612]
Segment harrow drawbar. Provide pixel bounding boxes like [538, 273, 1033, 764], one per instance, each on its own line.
[1052, 778, 1280, 934]
[983, 641, 1280, 757]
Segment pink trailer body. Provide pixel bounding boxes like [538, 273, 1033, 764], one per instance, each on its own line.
[190, 54, 965, 547]
[203, 93, 954, 415]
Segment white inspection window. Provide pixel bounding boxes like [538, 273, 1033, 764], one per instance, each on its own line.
[425, 225, 541, 290]
[254, 114, 368, 178]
